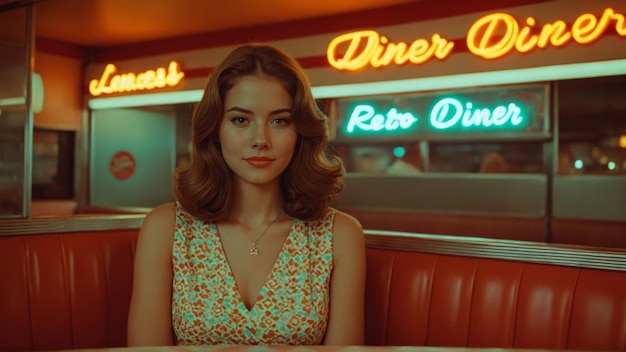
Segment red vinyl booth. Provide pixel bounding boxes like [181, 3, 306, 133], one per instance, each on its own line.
[1, 227, 625, 351]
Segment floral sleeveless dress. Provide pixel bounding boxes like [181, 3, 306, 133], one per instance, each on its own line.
[172, 203, 335, 345]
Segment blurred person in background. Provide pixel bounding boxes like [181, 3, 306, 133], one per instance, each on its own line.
[479, 152, 508, 173]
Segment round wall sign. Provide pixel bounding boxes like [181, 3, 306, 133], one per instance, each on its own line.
[109, 150, 136, 180]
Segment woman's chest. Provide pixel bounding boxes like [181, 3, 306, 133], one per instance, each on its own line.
[173, 234, 331, 345]
[217, 220, 294, 309]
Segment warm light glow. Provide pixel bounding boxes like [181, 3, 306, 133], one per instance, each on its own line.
[468, 13, 519, 59]
[571, 8, 626, 44]
[467, 8, 625, 59]
[327, 8, 626, 70]
[89, 61, 184, 96]
[327, 30, 453, 71]
[620, 135, 626, 148]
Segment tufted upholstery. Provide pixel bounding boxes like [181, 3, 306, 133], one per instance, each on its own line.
[0, 230, 137, 351]
[1, 229, 625, 351]
[365, 248, 626, 350]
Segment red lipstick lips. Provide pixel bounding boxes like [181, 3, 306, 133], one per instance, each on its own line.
[245, 156, 273, 168]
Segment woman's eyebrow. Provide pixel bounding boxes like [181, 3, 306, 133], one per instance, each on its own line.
[270, 108, 292, 115]
[225, 107, 292, 115]
[225, 106, 253, 114]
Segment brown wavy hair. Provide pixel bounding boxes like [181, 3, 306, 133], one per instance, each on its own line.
[174, 43, 344, 222]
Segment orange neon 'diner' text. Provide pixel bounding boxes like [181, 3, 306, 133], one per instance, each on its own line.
[327, 7, 626, 70]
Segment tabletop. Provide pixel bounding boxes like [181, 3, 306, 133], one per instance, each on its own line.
[55, 345, 571, 352]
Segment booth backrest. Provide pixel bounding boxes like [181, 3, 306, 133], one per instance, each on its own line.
[344, 208, 626, 249]
[0, 230, 138, 351]
[365, 248, 626, 349]
[0, 228, 625, 351]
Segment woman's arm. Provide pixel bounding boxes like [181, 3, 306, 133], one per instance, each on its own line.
[127, 203, 176, 346]
[323, 211, 366, 345]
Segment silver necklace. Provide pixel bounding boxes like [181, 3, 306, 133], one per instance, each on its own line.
[235, 213, 281, 256]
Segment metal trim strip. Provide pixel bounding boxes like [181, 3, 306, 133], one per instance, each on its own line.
[1, 217, 623, 272]
[364, 230, 626, 272]
[0, 215, 144, 235]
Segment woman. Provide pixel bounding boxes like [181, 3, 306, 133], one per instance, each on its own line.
[127, 43, 365, 346]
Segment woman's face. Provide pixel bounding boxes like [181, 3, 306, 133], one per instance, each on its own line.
[219, 75, 297, 187]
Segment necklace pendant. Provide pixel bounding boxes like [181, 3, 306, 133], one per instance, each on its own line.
[237, 213, 281, 256]
[250, 242, 260, 256]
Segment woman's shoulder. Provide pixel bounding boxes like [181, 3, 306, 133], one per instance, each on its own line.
[331, 209, 364, 242]
[330, 209, 365, 263]
[138, 202, 176, 242]
[143, 202, 176, 224]
[332, 209, 361, 227]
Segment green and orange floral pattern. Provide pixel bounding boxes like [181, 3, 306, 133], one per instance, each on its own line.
[172, 203, 335, 345]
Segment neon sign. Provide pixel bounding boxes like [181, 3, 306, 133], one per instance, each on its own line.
[346, 105, 418, 133]
[344, 99, 524, 135]
[89, 61, 184, 96]
[327, 31, 454, 71]
[337, 84, 543, 139]
[467, 8, 626, 59]
[430, 98, 523, 130]
[328, 7, 626, 70]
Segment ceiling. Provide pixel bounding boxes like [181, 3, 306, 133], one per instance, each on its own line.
[2, 0, 624, 141]
[27, 0, 418, 47]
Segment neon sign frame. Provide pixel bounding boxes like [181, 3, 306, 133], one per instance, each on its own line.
[336, 84, 547, 141]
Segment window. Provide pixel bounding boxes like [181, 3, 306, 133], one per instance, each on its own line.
[332, 83, 548, 175]
[557, 75, 626, 175]
[429, 141, 543, 174]
[32, 128, 75, 199]
[335, 141, 544, 174]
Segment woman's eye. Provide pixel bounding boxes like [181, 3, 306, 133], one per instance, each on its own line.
[272, 117, 291, 126]
[230, 117, 248, 125]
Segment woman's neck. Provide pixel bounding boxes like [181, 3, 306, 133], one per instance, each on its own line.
[229, 180, 284, 225]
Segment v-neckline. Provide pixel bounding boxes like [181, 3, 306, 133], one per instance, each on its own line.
[211, 219, 297, 313]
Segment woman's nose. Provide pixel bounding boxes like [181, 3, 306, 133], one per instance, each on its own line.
[251, 124, 270, 150]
